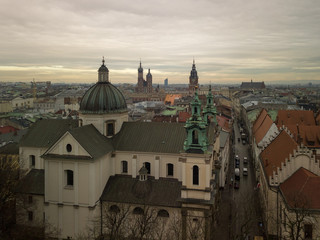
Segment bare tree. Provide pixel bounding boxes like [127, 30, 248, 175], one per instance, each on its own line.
[127, 205, 159, 240]
[0, 156, 19, 239]
[186, 215, 205, 240]
[281, 193, 317, 240]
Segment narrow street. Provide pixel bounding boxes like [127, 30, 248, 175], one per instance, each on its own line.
[214, 119, 263, 239]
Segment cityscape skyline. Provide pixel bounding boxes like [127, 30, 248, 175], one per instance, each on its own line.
[1, 0, 320, 84]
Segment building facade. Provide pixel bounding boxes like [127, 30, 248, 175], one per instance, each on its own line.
[17, 60, 219, 239]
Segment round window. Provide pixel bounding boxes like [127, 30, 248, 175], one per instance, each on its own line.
[66, 144, 72, 152]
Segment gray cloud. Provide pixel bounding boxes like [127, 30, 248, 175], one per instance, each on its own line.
[0, 0, 319, 83]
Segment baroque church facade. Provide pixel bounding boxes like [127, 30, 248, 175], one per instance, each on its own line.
[17, 60, 218, 239]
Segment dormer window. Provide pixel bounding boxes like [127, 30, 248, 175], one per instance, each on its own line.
[139, 165, 148, 181]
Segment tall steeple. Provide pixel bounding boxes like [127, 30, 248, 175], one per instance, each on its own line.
[98, 57, 109, 82]
[203, 85, 217, 124]
[189, 59, 199, 95]
[184, 88, 208, 153]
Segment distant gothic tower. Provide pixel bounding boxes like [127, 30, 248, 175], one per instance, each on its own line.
[146, 69, 153, 93]
[189, 59, 199, 95]
[136, 61, 153, 93]
[136, 61, 145, 92]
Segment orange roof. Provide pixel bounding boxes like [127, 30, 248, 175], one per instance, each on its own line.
[253, 109, 268, 134]
[276, 110, 315, 127]
[280, 168, 320, 209]
[260, 130, 298, 179]
[253, 109, 273, 144]
[164, 94, 182, 105]
[298, 125, 320, 148]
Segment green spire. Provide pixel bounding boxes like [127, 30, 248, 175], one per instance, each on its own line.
[184, 88, 209, 153]
[203, 85, 217, 124]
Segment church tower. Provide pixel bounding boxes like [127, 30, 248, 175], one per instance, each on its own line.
[146, 68, 153, 93]
[183, 88, 208, 153]
[189, 59, 199, 95]
[136, 61, 145, 92]
[203, 85, 217, 124]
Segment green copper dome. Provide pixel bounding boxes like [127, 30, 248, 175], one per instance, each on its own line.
[80, 59, 127, 114]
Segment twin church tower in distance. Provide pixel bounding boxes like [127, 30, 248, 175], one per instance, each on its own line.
[135, 59, 199, 94]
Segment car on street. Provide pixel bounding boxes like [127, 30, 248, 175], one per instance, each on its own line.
[235, 168, 240, 180]
[235, 161, 240, 168]
[243, 168, 248, 176]
[243, 157, 248, 164]
[234, 181, 239, 189]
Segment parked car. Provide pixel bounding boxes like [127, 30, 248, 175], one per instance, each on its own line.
[243, 157, 248, 164]
[234, 181, 239, 189]
[243, 167, 248, 176]
[235, 168, 240, 180]
[235, 161, 240, 168]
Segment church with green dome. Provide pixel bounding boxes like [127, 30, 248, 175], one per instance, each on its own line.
[17, 59, 220, 240]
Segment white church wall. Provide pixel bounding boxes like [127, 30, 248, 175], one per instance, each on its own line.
[19, 146, 47, 170]
[79, 112, 128, 136]
[114, 152, 183, 181]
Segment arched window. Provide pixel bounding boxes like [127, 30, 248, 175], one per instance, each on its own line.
[193, 165, 199, 185]
[144, 162, 151, 174]
[109, 205, 120, 214]
[158, 209, 169, 218]
[192, 130, 198, 144]
[167, 163, 174, 177]
[65, 170, 74, 186]
[194, 107, 197, 114]
[133, 207, 144, 215]
[29, 155, 35, 168]
[121, 161, 128, 173]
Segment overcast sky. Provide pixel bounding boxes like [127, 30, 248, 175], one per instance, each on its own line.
[1, 0, 320, 84]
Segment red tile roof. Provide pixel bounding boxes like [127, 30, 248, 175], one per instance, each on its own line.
[216, 115, 231, 132]
[276, 110, 315, 127]
[253, 109, 273, 144]
[0, 126, 18, 134]
[298, 125, 320, 148]
[260, 130, 298, 179]
[280, 168, 320, 210]
[178, 112, 191, 123]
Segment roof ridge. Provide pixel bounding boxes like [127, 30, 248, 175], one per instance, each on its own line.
[299, 172, 310, 196]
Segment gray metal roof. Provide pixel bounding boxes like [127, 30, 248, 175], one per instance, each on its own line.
[16, 169, 44, 195]
[219, 131, 229, 148]
[0, 142, 19, 154]
[101, 175, 182, 208]
[19, 119, 78, 148]
[113, 122, 187, 154]
[68, 124, 113, 159]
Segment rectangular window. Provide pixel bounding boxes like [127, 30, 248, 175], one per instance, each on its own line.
[107, 123, 114, 136]
[29, 155, 35, 168]
[167, 164, 174, 176]
[66, 170, 74, 186]
[28, 211, 33, 221]
[122, 161, 128, 173]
